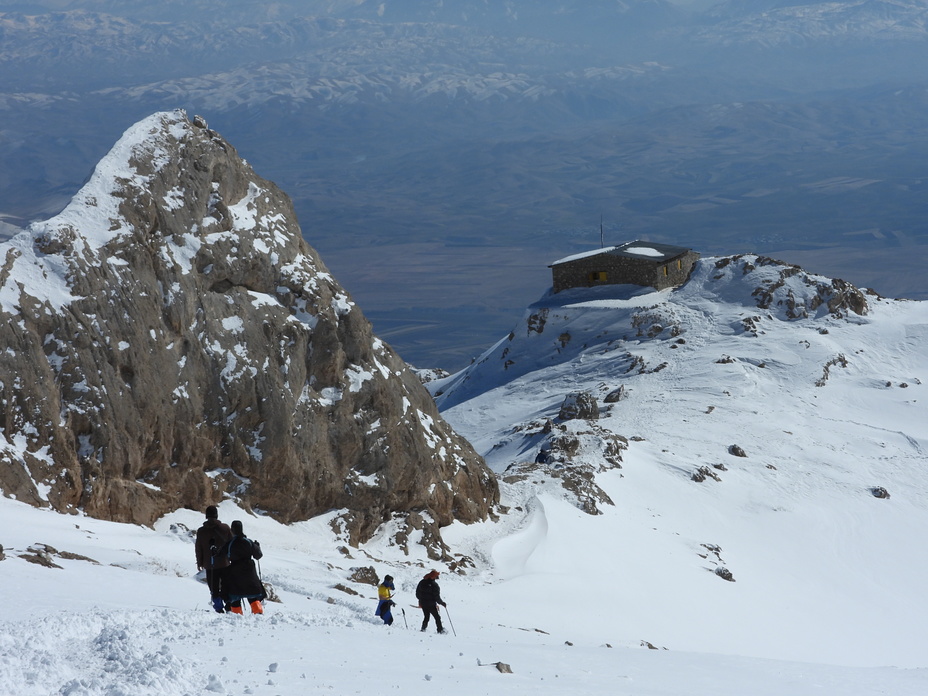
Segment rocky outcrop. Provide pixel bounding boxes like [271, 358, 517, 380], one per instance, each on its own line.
[502, 418, 626, 515]
[0, 110, 498, 549]
[603, 385, 627, 403]
[558, 391, 599, 421]
[713, 255, 870, 319]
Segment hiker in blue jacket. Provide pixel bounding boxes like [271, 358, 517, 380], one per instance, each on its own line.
[375, 575, 396, 625]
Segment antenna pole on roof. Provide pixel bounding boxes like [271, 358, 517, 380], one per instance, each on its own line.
[600, 214, 604, 248]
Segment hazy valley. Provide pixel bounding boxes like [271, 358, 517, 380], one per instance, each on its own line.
[2, 0, 927, 368]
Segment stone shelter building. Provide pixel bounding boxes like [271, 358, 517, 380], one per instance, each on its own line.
[549, 241, 699, 293]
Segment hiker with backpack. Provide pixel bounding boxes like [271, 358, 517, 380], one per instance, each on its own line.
[220, 520, 266, 614]
[415, 569, 446, 633]
[375, 574, 396, 625]
[194, 505, 233, 613]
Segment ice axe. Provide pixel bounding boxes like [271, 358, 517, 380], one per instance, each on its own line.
[401, 607, 408, 629]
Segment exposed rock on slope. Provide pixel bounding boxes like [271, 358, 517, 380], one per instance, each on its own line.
[0, 110, 498, 550]
[501, 417, 626, 515]
[714, 255, 870, 318]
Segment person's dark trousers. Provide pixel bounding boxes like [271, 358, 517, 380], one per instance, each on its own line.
[206, 568, 225, 597]
[420, 603, 443, 632]
[206, 567, 228, 612]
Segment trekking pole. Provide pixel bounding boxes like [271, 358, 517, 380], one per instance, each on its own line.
[401, 608, 408, 629]
[443, 605, 456, 636]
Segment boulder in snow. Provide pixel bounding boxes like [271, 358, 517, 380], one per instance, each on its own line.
[559, 391, 599, 420]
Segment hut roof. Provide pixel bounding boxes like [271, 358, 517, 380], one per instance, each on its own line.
[550, 241, 692, 267]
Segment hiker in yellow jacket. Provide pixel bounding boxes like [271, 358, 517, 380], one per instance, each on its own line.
[375, 575, 396, 625]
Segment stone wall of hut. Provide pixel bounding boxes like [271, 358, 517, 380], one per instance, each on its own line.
[552, 250, 700, 293]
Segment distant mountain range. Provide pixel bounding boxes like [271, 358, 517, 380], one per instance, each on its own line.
[697, 0, 928, 45]
[2, 0, 927, 369]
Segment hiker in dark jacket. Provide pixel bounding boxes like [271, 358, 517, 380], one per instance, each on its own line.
[195, 505, 232, 613]
[415, 570, 446, 633]
[220, 519, 266, 614]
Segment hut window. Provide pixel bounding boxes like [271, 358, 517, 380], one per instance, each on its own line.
[677, 259, 682, 270]
[588, 271, 607, 283]
[663, 266, 669, 276]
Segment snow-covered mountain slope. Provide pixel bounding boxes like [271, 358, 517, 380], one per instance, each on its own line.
[1, 255, 927, 695]
[429, 255, 928, 666]
[2, 491, 926, 696]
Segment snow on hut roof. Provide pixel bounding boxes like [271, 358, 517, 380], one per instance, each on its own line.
[550, 245, 620, 265]
[550, 241, 691, 266]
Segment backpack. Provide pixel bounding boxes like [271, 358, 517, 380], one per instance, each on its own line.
[222, 535, 262, 564]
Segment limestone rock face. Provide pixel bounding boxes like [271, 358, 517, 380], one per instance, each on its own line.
[0, 110, 498, 548]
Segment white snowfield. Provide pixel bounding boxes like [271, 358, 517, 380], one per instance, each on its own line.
[2, 256, 928, 695]
[1, 497, 925, 696]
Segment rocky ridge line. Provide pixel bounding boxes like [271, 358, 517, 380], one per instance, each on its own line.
[0, 110, 498, 556]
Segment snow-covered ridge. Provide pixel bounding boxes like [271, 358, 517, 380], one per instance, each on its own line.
[424, 252, 927, 667]
[432, 254, 873, 408]
[1, 111, 195, 313]
[28, 111, 187, 249]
